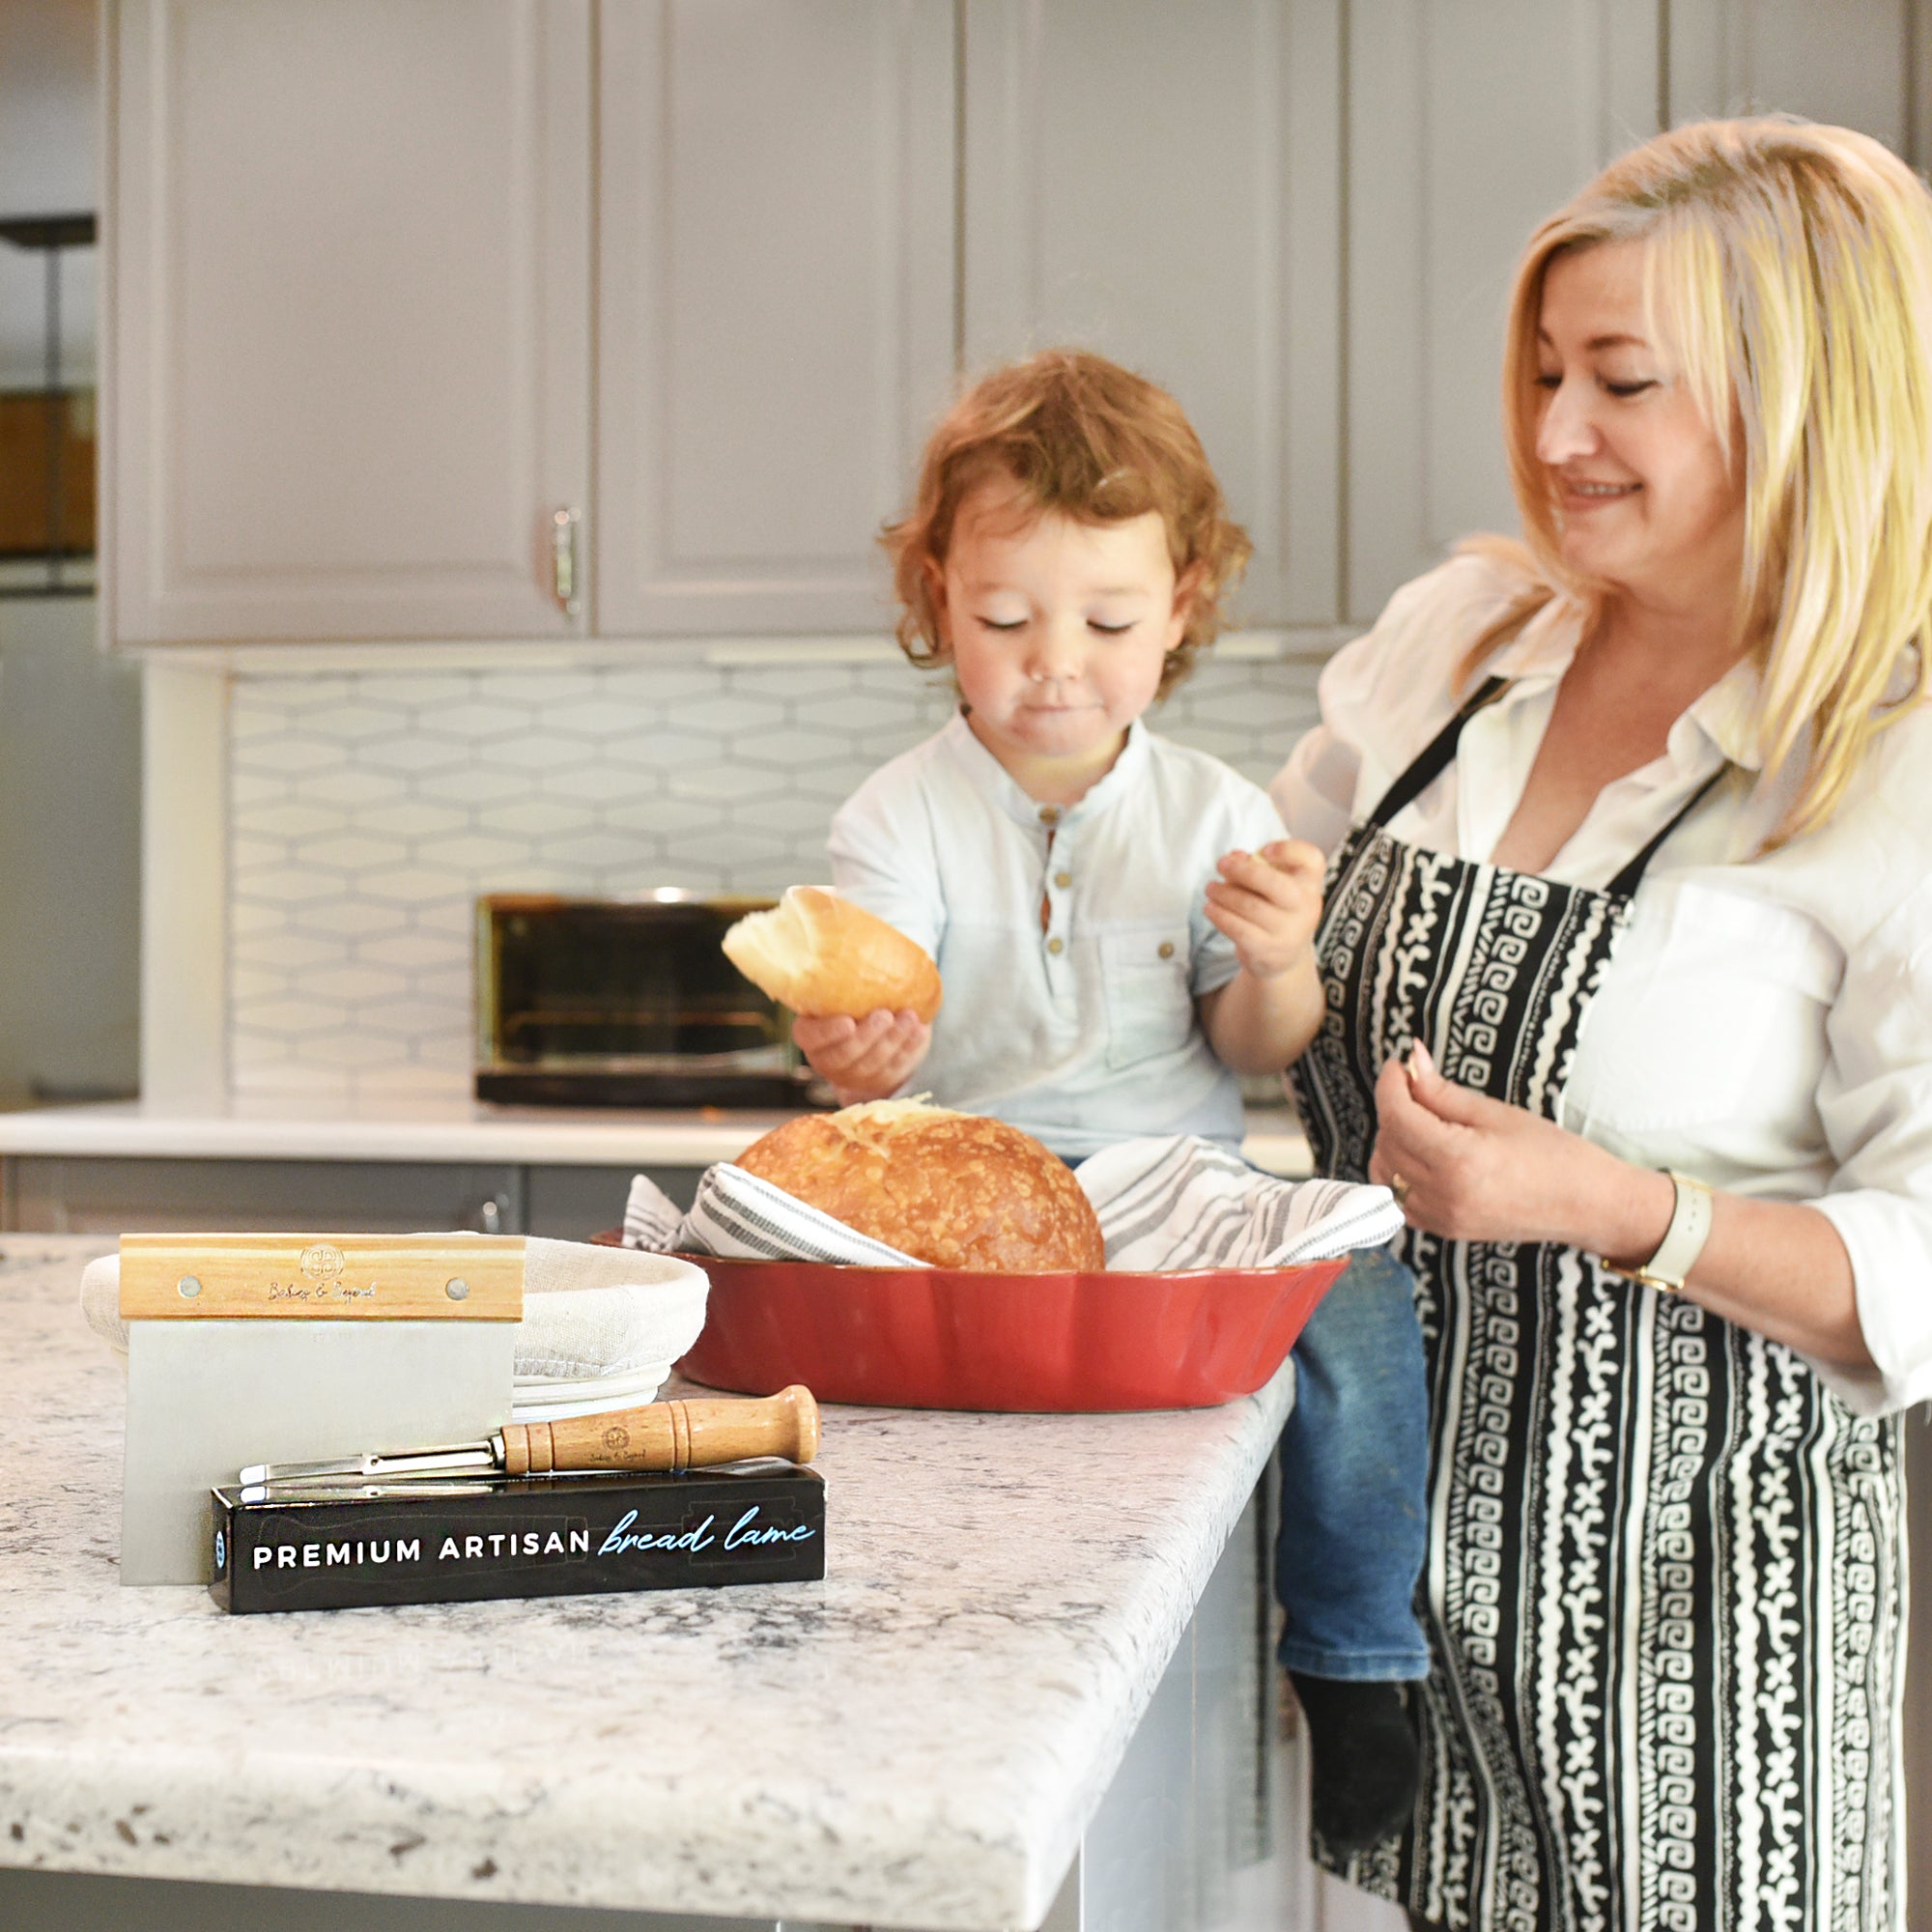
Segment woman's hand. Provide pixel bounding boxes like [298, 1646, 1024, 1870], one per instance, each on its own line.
[792, 1009, 931, 1106]
[1370, 1042, 1875, 1371]
[1203, 839, 1325, 980]
[1369, 1041, 1668, 1252]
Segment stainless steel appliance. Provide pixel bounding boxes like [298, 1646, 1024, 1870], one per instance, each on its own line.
[474, 893, 821, 1108]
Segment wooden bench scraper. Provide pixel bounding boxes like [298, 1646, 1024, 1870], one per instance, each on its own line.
[118, 1233, 523, 1585]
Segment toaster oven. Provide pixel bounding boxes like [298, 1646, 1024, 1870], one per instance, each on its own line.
[475, 893, 822, 1108]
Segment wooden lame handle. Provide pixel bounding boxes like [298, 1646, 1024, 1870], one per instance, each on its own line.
[501, 1385, 820, 1476]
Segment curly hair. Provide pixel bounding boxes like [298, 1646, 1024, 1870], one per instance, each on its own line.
[881, 349, 1252, 700]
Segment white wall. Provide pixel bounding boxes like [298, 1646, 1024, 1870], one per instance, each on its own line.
[0, 596, 139, 1101]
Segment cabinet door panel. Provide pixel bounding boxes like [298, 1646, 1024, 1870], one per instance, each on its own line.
[597, 0, 955, 637]
[110, 0, 590, 642]
[1345, 0, 1658, 625]
[1668, 0, 1918, 155]
[962, 0, 1343, 630]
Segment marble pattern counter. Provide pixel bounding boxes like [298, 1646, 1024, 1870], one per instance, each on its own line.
[0, 1236, 1294, 1929]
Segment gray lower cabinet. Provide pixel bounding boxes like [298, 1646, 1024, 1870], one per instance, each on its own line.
[0, 1158, 697, 1239]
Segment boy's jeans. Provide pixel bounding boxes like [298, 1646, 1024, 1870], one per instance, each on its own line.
[1274, 1245, 1432, 1681]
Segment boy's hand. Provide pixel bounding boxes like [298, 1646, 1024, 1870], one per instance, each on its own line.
[1203, 839, 1325, 980]
[792, 1009, 932, 1106]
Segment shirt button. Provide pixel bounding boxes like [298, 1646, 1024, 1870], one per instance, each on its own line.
[1039, 806, 1061, 826]
[1047, 937, 1065, 955]
[1157, 941, 1175, 958]
[1054, 871, 1072, 889]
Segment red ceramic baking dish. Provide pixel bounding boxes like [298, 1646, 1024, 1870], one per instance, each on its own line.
[668, 1252, 1348, 1412]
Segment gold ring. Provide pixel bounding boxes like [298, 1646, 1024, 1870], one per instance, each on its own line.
[1390, 1172, 1411, 1207]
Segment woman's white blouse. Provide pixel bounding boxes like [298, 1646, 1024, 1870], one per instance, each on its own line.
[1271, 554, 1932, 1417]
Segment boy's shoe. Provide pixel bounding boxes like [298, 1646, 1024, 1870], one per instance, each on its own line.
[1288, 1671, 1420, 1852]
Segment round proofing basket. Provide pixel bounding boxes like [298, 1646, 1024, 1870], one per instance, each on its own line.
[669, 1252, 1349, 1412]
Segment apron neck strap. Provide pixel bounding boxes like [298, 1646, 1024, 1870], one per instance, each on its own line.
[1603, 766, 1728, 897]
[1366, 675, 1510, 828]
[1365, 672, 1729, 897]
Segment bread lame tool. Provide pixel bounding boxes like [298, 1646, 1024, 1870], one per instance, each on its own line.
[238, 1384, 820, 1503]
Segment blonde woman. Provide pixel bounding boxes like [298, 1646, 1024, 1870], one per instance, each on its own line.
[1272, 118, 1932, 1930]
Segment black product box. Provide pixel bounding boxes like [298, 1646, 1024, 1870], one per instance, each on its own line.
[209, 1464, 825, 1614]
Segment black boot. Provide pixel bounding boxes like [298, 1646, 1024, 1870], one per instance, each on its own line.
[1289, 1671, 1420, 1852]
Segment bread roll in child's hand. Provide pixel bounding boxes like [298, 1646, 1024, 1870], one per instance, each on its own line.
[723, 886, 943, 1022]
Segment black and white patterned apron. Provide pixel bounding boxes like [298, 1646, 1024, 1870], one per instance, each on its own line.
[1290, 677, 1906, 1932]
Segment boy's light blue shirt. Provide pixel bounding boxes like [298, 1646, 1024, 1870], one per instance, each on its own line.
[826, 712, 1289, 1157]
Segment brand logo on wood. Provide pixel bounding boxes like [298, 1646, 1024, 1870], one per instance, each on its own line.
[299, 1243, 346, 1283]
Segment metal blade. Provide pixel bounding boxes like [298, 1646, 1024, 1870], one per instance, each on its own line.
[238, 1442, 499, 1485]
[237, 1478, 499, 1504]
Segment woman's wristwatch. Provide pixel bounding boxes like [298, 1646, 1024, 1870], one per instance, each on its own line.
[1601, 1171, 1715, 1293]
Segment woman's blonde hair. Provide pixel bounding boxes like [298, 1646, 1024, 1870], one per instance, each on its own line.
[882, 349, 1253, 699]
[1476, 116, 1932, 845]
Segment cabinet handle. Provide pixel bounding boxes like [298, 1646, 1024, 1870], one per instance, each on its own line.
[551, 506, 582, 617]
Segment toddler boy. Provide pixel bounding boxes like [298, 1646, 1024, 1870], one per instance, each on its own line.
[798, 350, 1430, 1850]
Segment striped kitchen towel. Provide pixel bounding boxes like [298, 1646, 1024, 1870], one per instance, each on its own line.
[1074, 1137, 1403, 1270]
[623, 1160, 923, 1264]
[622, 1134, 1401, 1272]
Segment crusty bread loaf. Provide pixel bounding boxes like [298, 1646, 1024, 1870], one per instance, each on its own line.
[735, 1099, 1105, 1272]
[722, 886, 943, 1024]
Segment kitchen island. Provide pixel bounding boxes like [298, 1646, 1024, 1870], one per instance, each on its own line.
[0, 1234, 1321, 1931]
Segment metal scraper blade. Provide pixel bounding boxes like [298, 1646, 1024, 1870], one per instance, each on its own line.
[123, 1319, 514, 1585]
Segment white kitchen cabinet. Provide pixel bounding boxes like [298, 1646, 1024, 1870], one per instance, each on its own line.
[106, 0, 954, 647]
[960, 0, 1346, 629]
[1667, 0, 1926, 153]
[1342, 0, 1660, 626]
[596, 0, 956, 637]
[107, 0, 593, 643]
[105, 0, 1932, 646]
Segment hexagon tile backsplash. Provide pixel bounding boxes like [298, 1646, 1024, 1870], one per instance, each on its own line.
[228, 652, 1323, 1095]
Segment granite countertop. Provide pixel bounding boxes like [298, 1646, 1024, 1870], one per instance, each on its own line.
[0, 1235, 1294, 1929]
[0, 1092, 1317, 1179]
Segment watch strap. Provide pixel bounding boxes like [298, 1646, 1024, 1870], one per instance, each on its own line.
[1602, 1170, 1714, 1293]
